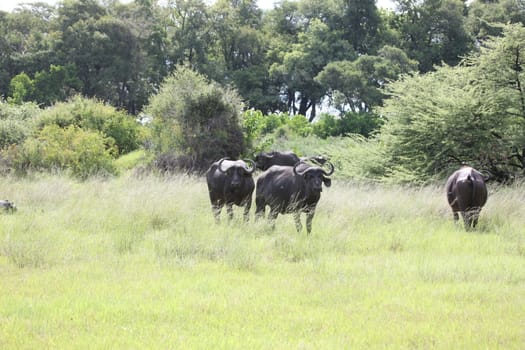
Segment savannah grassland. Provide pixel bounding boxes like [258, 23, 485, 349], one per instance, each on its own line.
[0, 173, 524, 349]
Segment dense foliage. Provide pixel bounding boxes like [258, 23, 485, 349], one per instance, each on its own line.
[1, 0, 519, 117]
[1, 0, 525, 182]
[0, 96, 143, 179]
[146, 67, 245, 172]
[379, 24, 525, 183]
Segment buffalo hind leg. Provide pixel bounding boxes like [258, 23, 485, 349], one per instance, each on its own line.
[464, 208, 481, 230]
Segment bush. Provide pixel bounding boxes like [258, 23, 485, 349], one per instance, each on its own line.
[12, 125, 117, 179]
[0, 101, 40, 149]
[312, 112, 383, 139]
[146, 67, 245, 172]
[36, 95, 142, 155]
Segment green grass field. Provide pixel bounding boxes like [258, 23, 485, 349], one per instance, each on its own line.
[1, 174, 524, 349]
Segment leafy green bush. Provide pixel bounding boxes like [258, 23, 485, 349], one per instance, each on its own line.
[0, 101, 40, 150]
[12, 125, 117, 179]
[36, 95, 142, 155]
[312, 112, 383, 139]
[146, 67, 245, 171]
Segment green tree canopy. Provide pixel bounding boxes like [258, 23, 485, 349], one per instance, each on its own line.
[379, 24, 525, 183]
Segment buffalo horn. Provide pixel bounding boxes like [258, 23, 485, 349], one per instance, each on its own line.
[322, 161, 335, 176]
[243, 159, 256, 174]
[293, 161, 307, 176]
[218, 157, 230, 173]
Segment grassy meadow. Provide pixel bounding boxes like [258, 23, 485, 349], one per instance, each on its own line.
[0, 173, 524, 349]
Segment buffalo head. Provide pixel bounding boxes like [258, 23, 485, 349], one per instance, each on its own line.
[293, 161, 334, 193]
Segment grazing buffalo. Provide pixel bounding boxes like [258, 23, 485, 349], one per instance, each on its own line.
[0, 199, 16, 213]
[254, 151, 301, 171]
[206, 158, 256, 222]
[254, 150, 328, 170]
[445, 166, 488, 230]
[255, 161, 334, 234]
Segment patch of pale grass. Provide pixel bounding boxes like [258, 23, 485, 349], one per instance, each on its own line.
[0, 174, 524, 349]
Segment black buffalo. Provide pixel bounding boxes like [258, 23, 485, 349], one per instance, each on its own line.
[254, 151, 301, 171]
[206, 158, 256, 222]
[445, 166, 488, 229]
[0, 199, 16, 213]
[254, 151, 328, 170]
[255, 161, 334, 234]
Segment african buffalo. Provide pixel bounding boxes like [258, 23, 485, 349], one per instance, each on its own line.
[255, 161, 334, 234]
[206, 158, 256, 222]
[445, 166, 488, 230]
[0, 199, 16, 213]
[254, 151, 301, 171]
[254, 150, 328, 170]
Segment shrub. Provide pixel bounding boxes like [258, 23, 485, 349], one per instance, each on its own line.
[146, 67, 245, 172]
[36, 95, 142, 155]
[312, 112, 383, 139]
[12, 125, 117, 179]
[0, 101, 40, 149]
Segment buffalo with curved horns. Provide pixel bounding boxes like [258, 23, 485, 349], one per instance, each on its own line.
[445, 166, 488, 230]
[206, 158, 256, 222]
[254, 150, 328, 170]
[255, 161, 334, 234]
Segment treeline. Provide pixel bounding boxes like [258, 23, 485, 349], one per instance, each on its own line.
[1, 0, 525, 183]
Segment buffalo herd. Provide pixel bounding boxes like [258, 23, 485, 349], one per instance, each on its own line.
[206, 152, 489, 233]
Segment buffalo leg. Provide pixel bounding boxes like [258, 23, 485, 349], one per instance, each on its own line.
[464, 208, 480, 229]
[471, 208, 481, 228]
[305, 209, 315, 234]
[243, 197, 252, 222]
[226, 203, 234, 221]
[268, 208, 279, 230]
[255, 197, 265, 221]
[211, 202, 222, 224]
[293, 212, 303, 233]
[461, 211, 474, 230]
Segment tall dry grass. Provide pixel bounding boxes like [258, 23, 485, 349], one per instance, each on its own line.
[0, 173, 524, 348]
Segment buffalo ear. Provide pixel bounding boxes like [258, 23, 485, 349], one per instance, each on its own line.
[322, 177, 332, 187]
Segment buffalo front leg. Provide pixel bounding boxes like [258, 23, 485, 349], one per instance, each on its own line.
[242, 197, 252, 222]
[255, 197, 265, 221]
[211, 202, 222, 224]
[268, 208, 279, 230]
[226, 203, 234, 221]
[293, 212, 303, 233]
[305, 208, 315, 234]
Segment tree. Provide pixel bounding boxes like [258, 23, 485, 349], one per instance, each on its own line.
[394, 0, 473, 72]
[378, 24, 525, 182]
[146, 67, 245, 171]
[167, 0, 213, 71]
[316, 46, 418, 113]
[8, 72, 34, 104]
[270, 18, 353, 120]
[466, 0, 525, 41]
[33, 65, 83, 106]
